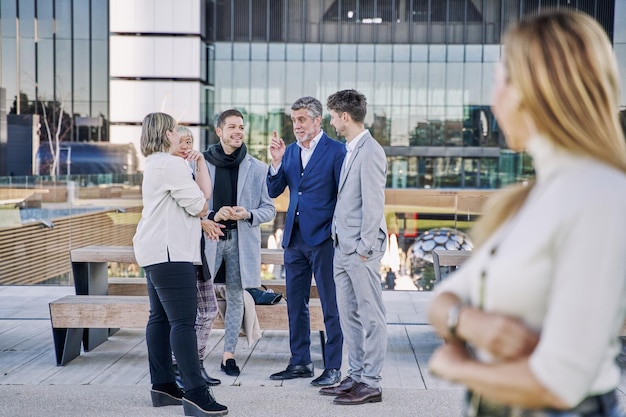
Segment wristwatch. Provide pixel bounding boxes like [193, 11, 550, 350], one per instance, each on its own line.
[446, 303, 463, 339]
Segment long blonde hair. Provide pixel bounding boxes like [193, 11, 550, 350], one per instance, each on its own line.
[472, 10, 626, 246]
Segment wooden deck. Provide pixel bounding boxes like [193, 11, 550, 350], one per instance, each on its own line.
[2, 284, 626, 416]
[0, 285, 446, 388]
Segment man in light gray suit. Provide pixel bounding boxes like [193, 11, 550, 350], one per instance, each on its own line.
[202, 109, 275, 377]
[319, 90, 388, 405]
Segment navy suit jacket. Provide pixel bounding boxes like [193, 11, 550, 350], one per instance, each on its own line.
[267, 133, 346, 248]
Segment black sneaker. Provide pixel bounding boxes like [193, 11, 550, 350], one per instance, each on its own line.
[220, 358, 240, 376]
[182, 385, 228, 416]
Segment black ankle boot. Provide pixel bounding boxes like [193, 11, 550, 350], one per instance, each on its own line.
[151, 382, 183, 407]
[182, 385, 228, 416]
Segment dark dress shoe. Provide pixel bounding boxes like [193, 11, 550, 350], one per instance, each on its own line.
[220, 358, 240, 376]
[269, 363, 314, 380]
[318, 376, 358, 396]
[200, 365, 221, 386]
[334, 382, 382, 405]
[311, 368, 341, 387]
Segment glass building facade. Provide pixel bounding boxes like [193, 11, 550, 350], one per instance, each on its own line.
[0, 0, 109, 143]
[0, 0, 622, 187]
[206, 0, 619, 189]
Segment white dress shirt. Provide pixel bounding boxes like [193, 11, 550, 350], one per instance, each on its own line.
[437, 135, 626, 406]
[270, 130, 323, 175]
[133, 152, 206, 267]
[343, 129, 369, 169]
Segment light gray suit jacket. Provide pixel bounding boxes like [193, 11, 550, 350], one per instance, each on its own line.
[204, 153, 276, 289]
[332, 131, 387, 258]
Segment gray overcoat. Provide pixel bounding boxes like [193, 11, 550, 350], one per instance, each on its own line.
[204, 153, 276, 289]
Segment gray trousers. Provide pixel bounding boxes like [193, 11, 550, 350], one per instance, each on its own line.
[214, 230, 244, 354]
[333, 248, 386, 389]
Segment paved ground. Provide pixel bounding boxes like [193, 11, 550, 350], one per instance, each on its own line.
[0, 284, 624, 417]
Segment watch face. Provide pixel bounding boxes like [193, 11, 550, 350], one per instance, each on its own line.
[447, 304, 461, 336]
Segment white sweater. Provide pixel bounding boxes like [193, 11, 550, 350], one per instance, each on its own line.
[133, 152, 206, 267]
[437, 135, 626, 406]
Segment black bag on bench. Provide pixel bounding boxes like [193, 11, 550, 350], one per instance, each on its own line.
[246, 286, 282, 305]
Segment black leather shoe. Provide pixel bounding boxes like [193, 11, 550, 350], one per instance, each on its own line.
[269, 363, 314, 380]
[319, 376, 357, 396]
[333, 382, 382, 405]
[200, 365, 221, 386]
[311, 368, 341, 387]
[220, 358, 240, 376]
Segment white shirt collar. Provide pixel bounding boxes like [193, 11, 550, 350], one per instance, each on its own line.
[346, 129, 368, 153]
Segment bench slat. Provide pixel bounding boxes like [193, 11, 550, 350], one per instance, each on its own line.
[49, 295, 325, 331]
[71, 246, 285, 265]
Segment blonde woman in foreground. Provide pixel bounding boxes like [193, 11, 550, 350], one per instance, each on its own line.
[428, 10, 626, 417]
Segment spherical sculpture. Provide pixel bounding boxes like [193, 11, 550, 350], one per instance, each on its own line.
[410, 227, 473, 265]
[409, 228, 473, 290]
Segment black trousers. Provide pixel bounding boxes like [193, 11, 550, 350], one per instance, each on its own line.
[145, 261, 204, 391]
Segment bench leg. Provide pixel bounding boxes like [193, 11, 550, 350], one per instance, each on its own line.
[319, 330, 326, 369]
[83, 328, 109, 352]
[52, 327, 83, 366]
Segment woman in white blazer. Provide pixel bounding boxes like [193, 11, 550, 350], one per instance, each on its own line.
[132, 112, 227, 417]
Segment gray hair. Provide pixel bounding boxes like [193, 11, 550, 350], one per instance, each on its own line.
[291, 96, 323, 120]
[176, 126, 193, 141]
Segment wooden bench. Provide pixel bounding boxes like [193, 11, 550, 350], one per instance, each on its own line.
[432, 249, 472, 282]
[50, 295, 326, 365]
[70, 245, 286, 352]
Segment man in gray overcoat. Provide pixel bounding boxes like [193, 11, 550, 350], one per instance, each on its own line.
[201, 109, 275, 377]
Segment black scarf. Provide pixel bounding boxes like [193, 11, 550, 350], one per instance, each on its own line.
[203, 143, 247, 228]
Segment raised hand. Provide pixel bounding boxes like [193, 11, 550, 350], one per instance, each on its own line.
[269, 130, 286, 169]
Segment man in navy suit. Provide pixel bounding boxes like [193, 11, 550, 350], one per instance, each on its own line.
[267, 96, 345, 387]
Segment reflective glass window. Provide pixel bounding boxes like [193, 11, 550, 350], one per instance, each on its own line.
[337, 61, 357, 93]
[322, 44, 338, 61]
[304, 44, 321, 61]
[91, 0, 108, 40]
[55, 0, 72, 40]
[411, 45, 428, 62]
[339, 44, 357, 62]
[74, 39, 90, 113]
[267, 61, 285, 106]
[268, 43, 285, 60]
[285, 61, 304, 103]
[375, 44, 392, 62]
[393, 44, 410, 62]
[251, 44, 267, 61]
[215, 43, 232, 60]
[357, 44, 374, 61]
[447, 45, 464, 62]
[465, 45, 482, 62]
[483, 45, 501, 62]
[233, 43, 249, 60]
[286, 44, 303, 61]
[429, 45, 446, 62]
